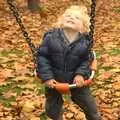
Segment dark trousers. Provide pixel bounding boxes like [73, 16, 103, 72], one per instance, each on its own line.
[45, 87, 101, 120]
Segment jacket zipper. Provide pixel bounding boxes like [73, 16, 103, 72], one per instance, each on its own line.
[64, 53, 66, 72]
[64, 48, 70, 72]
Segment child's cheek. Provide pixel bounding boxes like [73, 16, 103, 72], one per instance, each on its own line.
[75, 21, 83, 32]
[61, 18, 67, 25]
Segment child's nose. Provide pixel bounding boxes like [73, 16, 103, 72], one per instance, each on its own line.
[69, 16, 74, 20]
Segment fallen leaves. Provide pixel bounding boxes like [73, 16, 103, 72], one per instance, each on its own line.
[65, 112, 74, 119]
[0, 0, 120, 120]
[97, 71, 113, 80]
[64, 103, 86, 120]
[112, 82, 120, 90]
[0, 68, 14, 82]
[22, 100, 35, 113]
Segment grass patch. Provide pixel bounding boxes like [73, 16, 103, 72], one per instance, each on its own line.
[102, 66, 114, 71]
[0, 95, 16, 108]
[0, 49, 9, 57]
[0, 83, 13, 93]
[0, 80, 28, 96]
[113, 7, 120, 13]
[0, 49, 28, 58]
[96, 51, 101, 59]
[63, 94, 71, 101]
[108, 48, 120, 55]
[39, 112, 47, 120]
[10, 49, 28, 57]
[33, 80, 45, 95]
[12, 86, 26, 95]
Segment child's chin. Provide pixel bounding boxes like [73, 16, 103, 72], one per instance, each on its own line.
[63, 24, 77, 30]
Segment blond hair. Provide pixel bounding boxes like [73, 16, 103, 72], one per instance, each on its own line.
[54, 5, 90, 33]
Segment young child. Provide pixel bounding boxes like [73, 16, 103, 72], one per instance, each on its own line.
[36, 5, 101, 120]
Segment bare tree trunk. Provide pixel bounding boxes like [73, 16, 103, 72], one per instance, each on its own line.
[27, 0, 40, 11]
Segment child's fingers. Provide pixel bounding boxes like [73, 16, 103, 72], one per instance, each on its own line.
[49, 80, 57, 88]
[75, 78, 84, 87]
[52, 80, 57, 84]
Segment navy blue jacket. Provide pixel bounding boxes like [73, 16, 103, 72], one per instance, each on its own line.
[36, 28, 93, 83]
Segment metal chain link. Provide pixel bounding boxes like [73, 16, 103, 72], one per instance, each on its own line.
[89, 0, 96, 48]
[6, 0, 36, 58]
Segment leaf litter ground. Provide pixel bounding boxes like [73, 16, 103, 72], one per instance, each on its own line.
[0, 0, 120, 120]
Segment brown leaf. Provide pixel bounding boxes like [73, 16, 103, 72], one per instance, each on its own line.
[65, 112, 74, 119]
[0, 68, 13, 83]
[98, 72, 113, 80]
[22, 100, 35, 113]
[112, 82, 120, 90]
[76, 112, 86, 120]
[104, 113, 115, 120]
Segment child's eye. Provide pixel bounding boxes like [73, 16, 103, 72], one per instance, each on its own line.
[66, 15, 71, 17]
[75, 16, 80, 20]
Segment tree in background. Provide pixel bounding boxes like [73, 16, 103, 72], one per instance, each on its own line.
[27, 0, 41, 11]
[27, 0, 47, 11]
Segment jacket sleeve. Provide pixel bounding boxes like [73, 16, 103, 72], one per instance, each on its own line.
[75, 49, 93, 79]
[36, 33, 54, 82]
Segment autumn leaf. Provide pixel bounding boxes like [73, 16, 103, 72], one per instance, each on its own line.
[98, 71, 113, 80]
[22, 100, 35, 113]
[0, 68, 14, 83]
[0, 0, 120, 120]
[112, 82, 120, 90]
[65, 112, 74, 119]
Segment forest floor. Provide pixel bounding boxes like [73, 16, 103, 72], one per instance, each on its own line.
[0, 0, 120, 120]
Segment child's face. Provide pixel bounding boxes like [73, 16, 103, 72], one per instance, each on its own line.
[61, 10, 83, 32]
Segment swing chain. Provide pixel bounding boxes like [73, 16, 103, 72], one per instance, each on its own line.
[89, 0, 96, 48]
[6, 0, 36, 57]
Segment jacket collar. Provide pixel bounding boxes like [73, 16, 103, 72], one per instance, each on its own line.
[59, 28, 84, 45]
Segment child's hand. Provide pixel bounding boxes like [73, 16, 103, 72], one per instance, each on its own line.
[44, 79, 57, 88]
[73, 75, 84, 87]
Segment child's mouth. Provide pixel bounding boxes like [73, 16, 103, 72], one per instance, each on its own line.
[67, 21, 74, 24]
